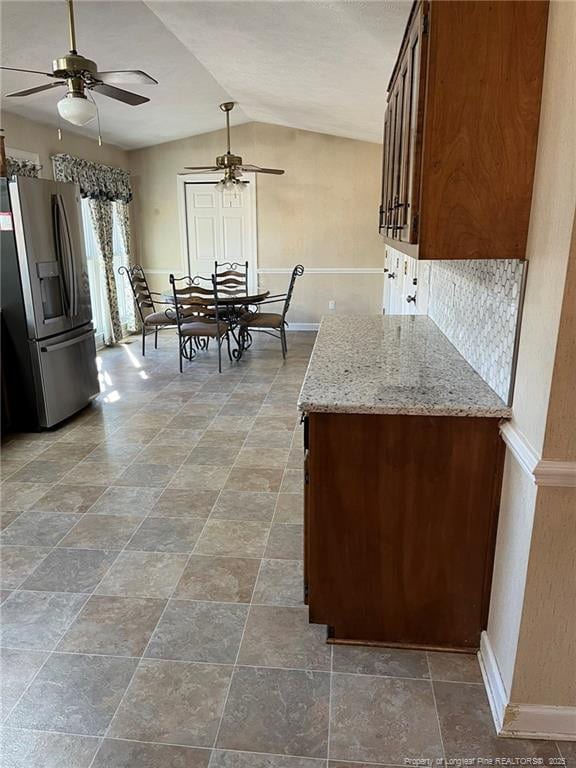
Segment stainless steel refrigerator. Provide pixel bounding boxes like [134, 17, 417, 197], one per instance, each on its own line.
[1, 176, 99, 430]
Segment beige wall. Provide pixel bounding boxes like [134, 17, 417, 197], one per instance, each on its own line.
[1, 110, 129, 176]
[511, 486, 576, 708]
[542, 208, 576, 461]
[128, 122, 385, 321]
[487, 0, 576, 714]
[507, 0, 576, 456]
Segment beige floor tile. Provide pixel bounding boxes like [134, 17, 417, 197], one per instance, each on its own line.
[211, 491, 277, 522]
[195, 519, 270, 558]
[169, 464, 231, 491]
[174, 554, 260, 603]
[224, 467, 284, 493]
[274, 493, 303, 524]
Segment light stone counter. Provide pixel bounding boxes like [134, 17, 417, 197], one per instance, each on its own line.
[298, 315, 512, 418]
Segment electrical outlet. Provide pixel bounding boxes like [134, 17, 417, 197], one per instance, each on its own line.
[328, 300, 336, 311]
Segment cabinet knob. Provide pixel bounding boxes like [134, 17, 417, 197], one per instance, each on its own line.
[388, 272, 397, 280]
[406, 293, 417, 303]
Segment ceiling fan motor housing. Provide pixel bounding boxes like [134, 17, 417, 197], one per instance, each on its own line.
[52, 54, 97, 80]
[216, 153, 243, 168]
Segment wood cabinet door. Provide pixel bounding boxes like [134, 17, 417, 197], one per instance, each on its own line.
[383, 103, 396, 237]
[399, 7, 427, 244]
[390, 77, 405, 240]
[307, 412, 505, 648]
[379, 1, 428, 249]
[380, 110, 391, 234]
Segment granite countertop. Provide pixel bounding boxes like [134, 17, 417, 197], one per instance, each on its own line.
[298, 315, 512, 418]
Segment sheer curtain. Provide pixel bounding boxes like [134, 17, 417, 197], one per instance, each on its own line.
[88, 199, 123, 345]
[115, 201, 139, 333]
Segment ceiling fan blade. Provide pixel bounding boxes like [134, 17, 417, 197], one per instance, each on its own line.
[90, 82, 149, 105]
[95, 70, 158, 86]
[6, 81, 66, 98]
[1, 65, 57, 77]
[183, 166, 220, 171]
[240, 164, 285, 175]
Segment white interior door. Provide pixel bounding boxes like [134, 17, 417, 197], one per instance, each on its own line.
[180, 174, 257, 291]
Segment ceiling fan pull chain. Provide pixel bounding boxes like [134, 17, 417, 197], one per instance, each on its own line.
[86, 90, 103, 146]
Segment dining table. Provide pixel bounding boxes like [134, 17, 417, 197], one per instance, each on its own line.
[163, 288, 270, 361]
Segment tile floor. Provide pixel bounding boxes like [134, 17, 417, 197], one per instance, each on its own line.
[0, 330, 573, 767]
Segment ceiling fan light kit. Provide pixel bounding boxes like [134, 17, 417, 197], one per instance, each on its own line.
[1, 0, 157, 129]
[56, 90, 97, 126]
[182, 101, 285, 190]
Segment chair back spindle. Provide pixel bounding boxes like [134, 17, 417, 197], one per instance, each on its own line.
[213, 260, 249, 298]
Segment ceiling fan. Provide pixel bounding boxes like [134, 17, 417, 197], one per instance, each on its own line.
[1, 0, 157, 126]
[183, 102, 285, 189]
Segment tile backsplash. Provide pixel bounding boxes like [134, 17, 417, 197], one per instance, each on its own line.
[427, 260, 525, 403]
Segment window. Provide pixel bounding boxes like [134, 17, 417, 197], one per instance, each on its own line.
[81, 200, 129, 345]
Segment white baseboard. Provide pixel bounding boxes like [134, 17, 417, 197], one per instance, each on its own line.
[479, 632, 576, 741]
[478, 631, 507, 733]
[286, 323, 319, 331]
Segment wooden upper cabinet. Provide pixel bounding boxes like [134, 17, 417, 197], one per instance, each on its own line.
[379, 0, 549, 260]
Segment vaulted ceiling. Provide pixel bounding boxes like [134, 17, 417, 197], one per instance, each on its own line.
[0, 0, 411, 150]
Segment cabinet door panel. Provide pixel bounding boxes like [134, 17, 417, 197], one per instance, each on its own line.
[397, 58, 411, 241]
[386, 94, 398, 238]
[391, 78, 406, 240]
[307, 412, 504, 648]
[400, 20, 424, 244]
[378, 1, 427, 251]
[380, 112, 391, 233]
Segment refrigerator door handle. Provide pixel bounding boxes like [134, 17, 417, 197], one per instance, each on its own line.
[56, 193, 78, 317]
[40, 328, 95, 353]
[59, 195, 78, 317]
[51, 194, 71, 316]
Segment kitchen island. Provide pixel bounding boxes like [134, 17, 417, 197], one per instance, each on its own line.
[298, 315, 510, 650]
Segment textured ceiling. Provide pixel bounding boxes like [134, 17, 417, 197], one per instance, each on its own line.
[0, 0, 411, 150]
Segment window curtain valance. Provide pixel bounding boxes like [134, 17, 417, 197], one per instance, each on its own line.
[6, 157, 42, 178]
[51, 153, 132, 203]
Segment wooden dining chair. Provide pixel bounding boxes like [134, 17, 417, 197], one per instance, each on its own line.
[118, 265, 174, 356]
[168, 274, 231, 373]
[238, 265, 304, 359]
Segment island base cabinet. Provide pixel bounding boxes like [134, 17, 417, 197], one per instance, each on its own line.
[304, 412, 505, 650]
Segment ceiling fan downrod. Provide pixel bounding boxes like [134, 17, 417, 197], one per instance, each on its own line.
[67, 0, 78, 54]
[220, 101, 234, 155]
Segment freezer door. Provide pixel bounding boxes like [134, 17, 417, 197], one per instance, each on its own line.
[56, 181, 93, 328]
[8, 177, 92, 340]
[30, 325, 100, 428]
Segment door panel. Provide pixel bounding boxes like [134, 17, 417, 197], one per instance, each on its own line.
[183, 176, 257, 291]
[193, 217, 219, 269]
[193, 191, 218, 208]
[222, 216, 244, 263]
